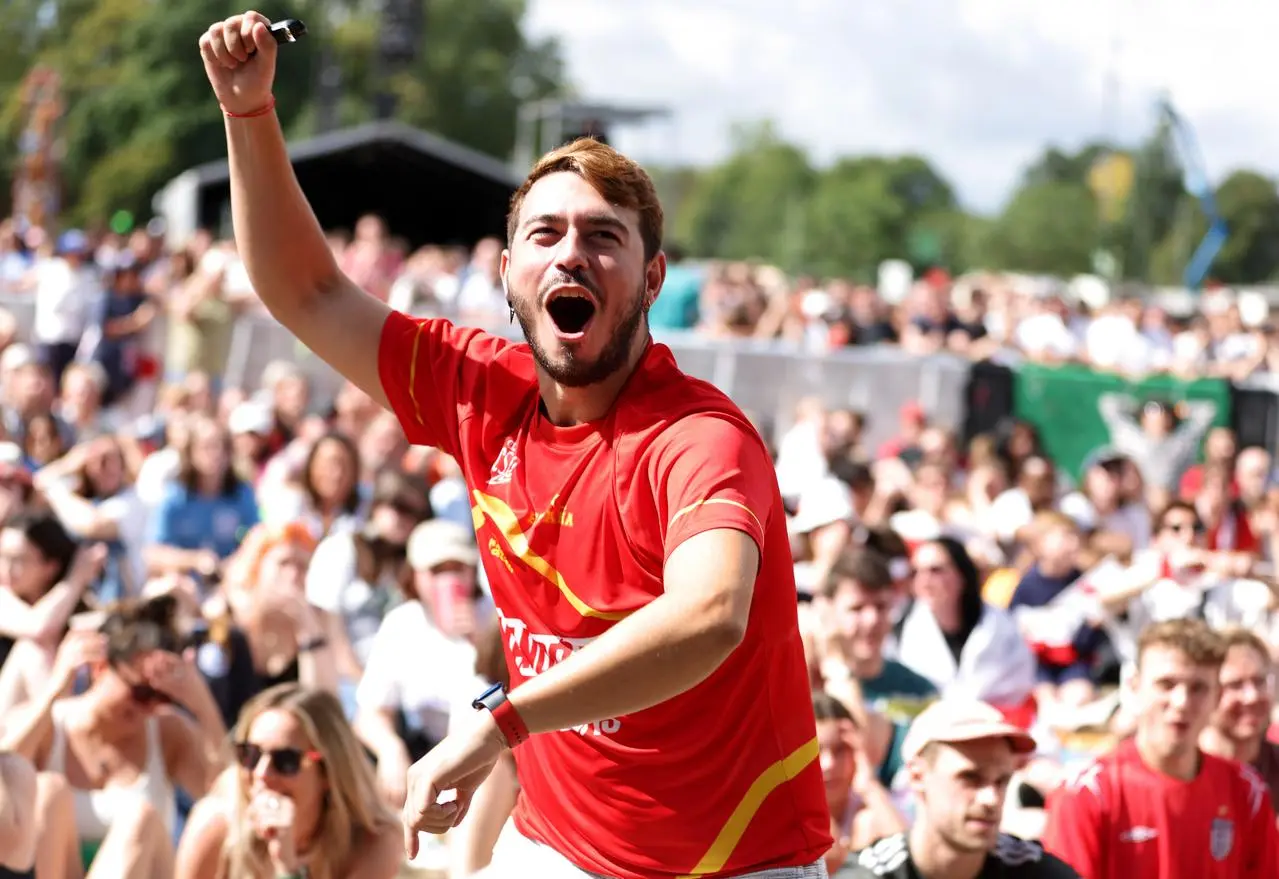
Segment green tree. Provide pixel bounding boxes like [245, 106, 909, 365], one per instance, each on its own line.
[374, 0, 565, 159]
[672, 121, 815, 267]
[797, 154, 960, 278]
[1213, 170, 1279, 283]
[1020, 142, 1115, 188]
[2, 0, 318, 225]
[801, 157, 905, 278]
[979, 181, 1099, 276]
[1, 0, 565, 225]
[1118, 127, 1186, 280]
[1150, 170, 1279, 285]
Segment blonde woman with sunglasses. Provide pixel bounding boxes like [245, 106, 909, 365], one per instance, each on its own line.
[176, 683, 402, 879]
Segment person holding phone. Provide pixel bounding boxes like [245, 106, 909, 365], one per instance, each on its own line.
[0, 596, 227, 876]
[199, 12, 830, 878]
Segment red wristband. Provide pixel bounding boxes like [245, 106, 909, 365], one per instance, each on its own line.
[490, 698, 530, 748]
[223, 96, 276, 119]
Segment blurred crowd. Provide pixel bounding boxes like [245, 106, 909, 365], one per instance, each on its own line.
[10, 212, 1279, 394]
[781, 393, 1279, 873]
[678, 262, 1279, 383]
[0, 209, 1275, 878]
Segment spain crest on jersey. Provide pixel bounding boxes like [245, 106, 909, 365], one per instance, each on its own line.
[488, 437, 520, 486]
[1210, 816, 1234, 861]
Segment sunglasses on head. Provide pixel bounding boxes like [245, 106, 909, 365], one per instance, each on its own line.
[234, 742, 322, 777]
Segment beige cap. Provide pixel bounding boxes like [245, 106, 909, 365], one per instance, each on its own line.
[900, 699, 1037, 762]
[407, 519, 478, 571]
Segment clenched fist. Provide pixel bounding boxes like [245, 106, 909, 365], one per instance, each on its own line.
[198, 10, 277, 115]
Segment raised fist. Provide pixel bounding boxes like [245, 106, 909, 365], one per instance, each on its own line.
[198, 10, 277, 115]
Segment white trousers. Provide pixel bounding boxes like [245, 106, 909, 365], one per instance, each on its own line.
[475, 823, 828, 879]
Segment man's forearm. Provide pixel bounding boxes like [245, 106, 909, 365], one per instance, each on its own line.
[225, 115, 341, 315]
[507, 591, 744, 736]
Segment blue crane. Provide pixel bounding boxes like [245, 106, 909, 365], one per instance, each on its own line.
[1158, 98, 1228, 290]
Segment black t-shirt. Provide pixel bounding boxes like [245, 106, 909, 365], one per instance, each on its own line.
[188, 625, 261, 728]
[839, 833, 1079, 879]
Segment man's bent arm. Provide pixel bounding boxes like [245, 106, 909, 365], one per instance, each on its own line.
[225, 114, 392, 407]
[507, 527, 756, 733]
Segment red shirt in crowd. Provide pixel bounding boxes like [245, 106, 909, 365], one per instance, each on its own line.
[1179, 465, 1239, 503]
[1042, 738, 1279, 879]
[378, 311, 831, 879]
[1205, 503, 1261, 555]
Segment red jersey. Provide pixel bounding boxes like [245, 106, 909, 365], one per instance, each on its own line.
[378, 312, 831, 878]
[1043, 738, 1279, 879]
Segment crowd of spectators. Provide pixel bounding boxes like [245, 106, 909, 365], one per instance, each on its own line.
[0, 209, 1276, 878]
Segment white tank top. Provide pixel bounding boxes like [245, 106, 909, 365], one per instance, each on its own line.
[46, 701, 177, 842]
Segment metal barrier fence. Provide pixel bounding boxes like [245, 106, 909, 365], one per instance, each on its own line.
[0, 294, 971, 453]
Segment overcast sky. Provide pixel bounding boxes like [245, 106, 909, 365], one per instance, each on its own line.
[524, 0, 1276, 214]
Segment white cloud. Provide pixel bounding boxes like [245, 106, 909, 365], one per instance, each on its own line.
[525, 0, 1279, 212]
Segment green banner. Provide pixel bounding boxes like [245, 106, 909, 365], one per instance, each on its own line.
[1012, 363, 1232, 483]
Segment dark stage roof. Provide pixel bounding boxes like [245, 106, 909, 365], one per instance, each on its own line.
[173, 121, 522, 249]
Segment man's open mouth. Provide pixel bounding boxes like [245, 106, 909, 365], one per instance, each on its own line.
[546, 290, 597, 336]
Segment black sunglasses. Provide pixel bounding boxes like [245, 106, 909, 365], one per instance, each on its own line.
[234, 742, 322, 777]
[111, 666, 172, 707]
[127, 682, 171, 706]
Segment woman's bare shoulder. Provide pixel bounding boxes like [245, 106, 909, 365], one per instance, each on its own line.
[345, 821, 405, 879]
[175, 792, 234, 879]
[183, 789, 235, 847]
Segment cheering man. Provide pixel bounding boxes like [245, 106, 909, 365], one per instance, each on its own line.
[1200, 627, 1279, 813]
[200, 12, 830, 879]
[1043, 619, 1278, 878]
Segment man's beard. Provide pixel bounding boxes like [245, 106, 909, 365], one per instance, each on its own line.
[512, 281, 648, 389]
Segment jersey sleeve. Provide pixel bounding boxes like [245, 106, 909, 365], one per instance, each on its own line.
[377, 309, 508, 458]
[1042, 768, 1106, 879]
[650, 413, 775, 560]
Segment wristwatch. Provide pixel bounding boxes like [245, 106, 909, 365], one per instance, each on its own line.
[472, 682, 529, 748]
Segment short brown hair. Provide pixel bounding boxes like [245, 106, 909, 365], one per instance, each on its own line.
[819, 547, 893, 599]
[1156, 500, 1200, 532]
[812, 690, 855, 725]
[1136, 619, 1226, 669]
[1217, 626, 1272, 666]
[100, 594, 182, 664]
[507, 138, 664, 261]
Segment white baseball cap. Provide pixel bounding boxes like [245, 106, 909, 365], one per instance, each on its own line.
[901, 699, 1037, 762]
[788, 477, 854, 534]
[407, 520, 478, 571]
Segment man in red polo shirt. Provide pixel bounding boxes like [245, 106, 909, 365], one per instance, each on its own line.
[201, 12, 830, 878]
[1042, 619, 1278, 878]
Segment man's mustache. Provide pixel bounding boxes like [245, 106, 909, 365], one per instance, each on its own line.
[540, 268, 601, 301]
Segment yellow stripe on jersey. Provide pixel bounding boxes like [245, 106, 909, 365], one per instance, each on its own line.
[668, 497, 764, 537]
[407, 320, 424, 426]
[677, 735, 820, 878]
[472, 490, 631, 621]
